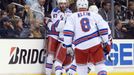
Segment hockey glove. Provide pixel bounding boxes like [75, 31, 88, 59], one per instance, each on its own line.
[103, 43, 112, 62]
[67, 47, 74, 57]
[102, 43, 111, 55]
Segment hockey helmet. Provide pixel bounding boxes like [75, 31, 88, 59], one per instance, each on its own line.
[76, 0, 89, 10]
[89, 5, 99, 13]
[57, 0, 67, 4]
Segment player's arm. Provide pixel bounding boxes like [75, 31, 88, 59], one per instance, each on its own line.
[51, 10, 66, 32]
[49, 10, 60, 32]
[63, 16, 74, 47]
[95, 14, 112, 54]
[56, 10, 73, 32]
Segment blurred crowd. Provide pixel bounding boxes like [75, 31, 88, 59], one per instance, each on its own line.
[0, 0, 134, 39]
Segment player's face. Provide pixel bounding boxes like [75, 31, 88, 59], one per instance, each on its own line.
[59, 2, 67, 11]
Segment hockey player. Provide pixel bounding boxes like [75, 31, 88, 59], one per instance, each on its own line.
[59, 0, 112, 75]
[45, 0, 72, 75]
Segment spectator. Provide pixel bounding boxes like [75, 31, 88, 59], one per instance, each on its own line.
[114, 19, 127, 39]
[1, 10, 8, 18]
[44, 0, 53, 17]
[19, 6, 33, 38]
[31, 0, 46, 24]
[69, 0, 77, 12]
[29, 19, 43, 38]
[23, 5, 34, 28]
[6, 4, 20, 27]
[14, 18, 24, 37]
[126, 1, 134, 20]
[0, 10, 8, 33]
[0, 17, 15, 38]
[98, 1, 112, 22]
[114, 2, 126, 21]
[124, 19, 134, 39]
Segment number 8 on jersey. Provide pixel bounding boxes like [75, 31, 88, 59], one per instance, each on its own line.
[80, 18, 90, 32]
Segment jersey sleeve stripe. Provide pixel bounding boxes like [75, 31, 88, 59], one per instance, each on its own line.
[99, 29, 108, 35]
[64, 30, 74, 37]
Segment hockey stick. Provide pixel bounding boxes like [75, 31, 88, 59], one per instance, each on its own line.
[94, 23, 112, 62]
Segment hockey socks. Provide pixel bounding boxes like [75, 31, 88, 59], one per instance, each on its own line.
[45, 54, 54, 75]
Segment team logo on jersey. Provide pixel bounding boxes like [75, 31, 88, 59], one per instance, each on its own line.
[9, 47, 46, 64]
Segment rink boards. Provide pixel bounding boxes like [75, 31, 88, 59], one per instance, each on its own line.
[0, 39, 134, 75]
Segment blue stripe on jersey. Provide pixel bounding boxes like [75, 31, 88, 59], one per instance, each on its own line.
[73, 29, 108, 46]
[64, 30, 74, 37]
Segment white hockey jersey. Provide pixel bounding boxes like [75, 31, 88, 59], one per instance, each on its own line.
[63, 11, 111, 49]
[48, 7, 72, 41]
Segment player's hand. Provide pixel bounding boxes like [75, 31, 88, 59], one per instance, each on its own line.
[103, 43, 111, 55]
[44, 17, 51, 25]
[67, 47, 74, 56]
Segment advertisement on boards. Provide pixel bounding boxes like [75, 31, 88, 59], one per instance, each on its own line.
[0, 39, 134, 75]
[0, 39, 46, 74]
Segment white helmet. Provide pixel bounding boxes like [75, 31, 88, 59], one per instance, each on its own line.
[76, 0, 89, 10]
[57, 0, 67, 4]
[89, 5, 99, 13]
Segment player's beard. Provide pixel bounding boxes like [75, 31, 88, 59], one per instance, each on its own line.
[60, 6, 66, 12]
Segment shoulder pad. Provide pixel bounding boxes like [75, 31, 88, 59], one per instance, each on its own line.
[53, 7, 60, 13]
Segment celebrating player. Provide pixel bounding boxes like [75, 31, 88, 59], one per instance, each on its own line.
[57, 0, 112, 75]
[45, 0, 72, 75]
